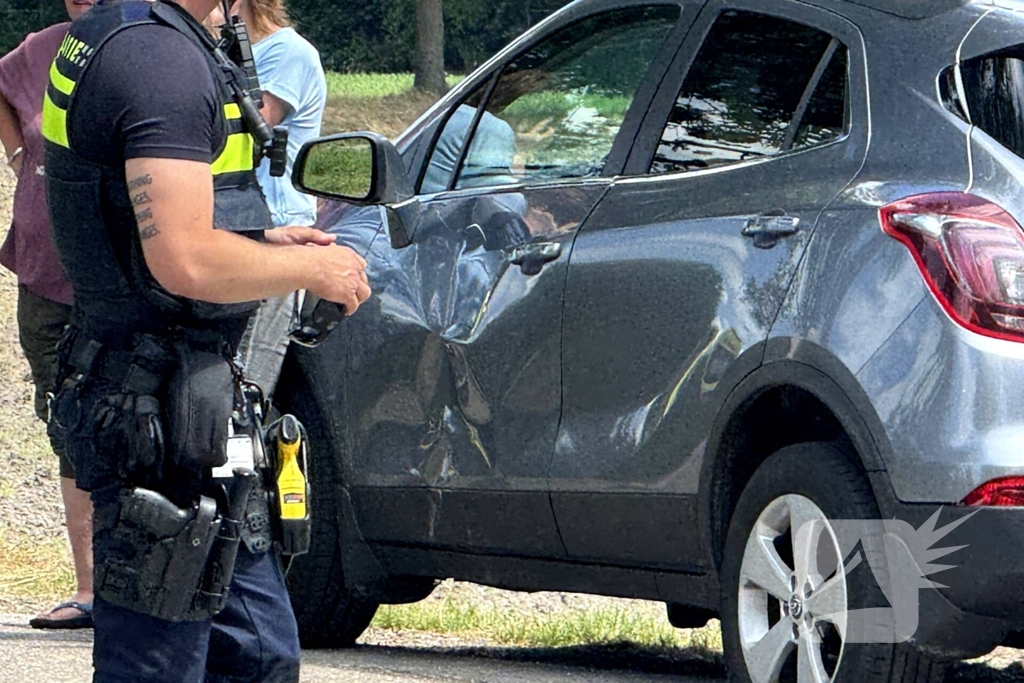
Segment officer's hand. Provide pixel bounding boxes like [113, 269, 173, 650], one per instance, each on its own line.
[265, 226, 336, 246]
[310, 245, 371, 314]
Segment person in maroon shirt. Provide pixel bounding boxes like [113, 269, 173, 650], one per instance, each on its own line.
[0, 0, 96, 629]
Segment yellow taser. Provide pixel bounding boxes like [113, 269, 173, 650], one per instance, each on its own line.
[272, 415, 312, 555]
[276, 415, 307, 520]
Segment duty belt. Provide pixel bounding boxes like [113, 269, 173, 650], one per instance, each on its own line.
[63, 327, 234, 386]
[65, 335, 167, 395]
[62, 328, 275, 554]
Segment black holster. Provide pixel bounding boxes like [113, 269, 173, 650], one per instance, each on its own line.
[95, 487, 220, 621]
[193, 470, 258, 616]
[94, 469, 257, 622]
[264, 414, 312, 557]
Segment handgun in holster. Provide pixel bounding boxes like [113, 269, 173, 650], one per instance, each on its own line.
[265, 414, 312, 556]
[94, 468, 256, 622]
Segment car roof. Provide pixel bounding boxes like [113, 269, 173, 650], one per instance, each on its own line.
[546, 0, 980, 22]
[839, 0, 968, 18]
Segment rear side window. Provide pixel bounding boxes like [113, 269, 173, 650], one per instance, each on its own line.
[651, 10, 849, 174]
[945, 54, 1024, 160]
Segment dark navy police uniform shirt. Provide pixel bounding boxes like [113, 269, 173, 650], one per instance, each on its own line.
[69, 23, 226, 168]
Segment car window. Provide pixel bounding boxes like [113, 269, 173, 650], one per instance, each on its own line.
[945, 52, 1024, 162]
[420, 6, 680, 193]
[792, 44, 848, 150]
[651, 10, 849, 174]
[421, 87, 488, 194]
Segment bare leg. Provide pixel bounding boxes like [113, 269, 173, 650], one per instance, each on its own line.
[62, 477, 94, 602]
[35, 477, 93, 620]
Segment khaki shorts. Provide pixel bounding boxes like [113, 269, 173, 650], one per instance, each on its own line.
[17, 285, 74, 477]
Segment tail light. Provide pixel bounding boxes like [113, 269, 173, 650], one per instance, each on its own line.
[963, 477, 1024, 506]
[879, 192, 1024, 342]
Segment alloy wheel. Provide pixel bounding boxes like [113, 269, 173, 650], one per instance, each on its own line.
[737, 494, 849, 683]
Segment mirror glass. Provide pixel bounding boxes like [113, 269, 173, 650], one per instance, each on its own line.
[298, 137, 374, 200]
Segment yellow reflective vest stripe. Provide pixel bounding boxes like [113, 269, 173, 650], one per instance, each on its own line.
[43, 74, 255, 175]
[41, 91, 69, 149]
[49, 60, 75, 97]
[212, 104, 255, 175]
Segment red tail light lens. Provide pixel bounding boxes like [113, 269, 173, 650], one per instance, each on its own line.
[879, 192, 1024, 342]
[963, 477, 1024, 506]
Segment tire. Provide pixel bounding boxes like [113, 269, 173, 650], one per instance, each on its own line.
[279, 387, 379, 649]
[719, 442, 947, 683]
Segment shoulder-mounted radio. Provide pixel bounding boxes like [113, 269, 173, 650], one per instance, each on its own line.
[151, 0, 288, 177]
[213, 5, 289, 177]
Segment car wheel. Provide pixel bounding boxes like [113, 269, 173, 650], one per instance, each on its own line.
[719, 442, 946, 683]
[280, 401, 380, 648]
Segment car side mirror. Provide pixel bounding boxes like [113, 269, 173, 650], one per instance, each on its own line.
[293, 132, 415, 248]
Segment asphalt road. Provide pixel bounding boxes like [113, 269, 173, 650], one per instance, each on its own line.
[5, 613, 1024, 682]
[0, 612, 724, 682]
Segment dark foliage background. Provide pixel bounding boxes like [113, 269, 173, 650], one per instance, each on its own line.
[0, 0, 571, 73]
[1, 1, 67, 55]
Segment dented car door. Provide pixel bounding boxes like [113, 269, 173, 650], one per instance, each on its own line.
[343, 185, 603, 557]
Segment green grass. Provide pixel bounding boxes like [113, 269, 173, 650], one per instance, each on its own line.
[502, 90, 633, 128]
[326, 72, 464, 101]
[371, 597, 724, 651]
[321, 72, 466, 139]
[300, 138, 374, 199]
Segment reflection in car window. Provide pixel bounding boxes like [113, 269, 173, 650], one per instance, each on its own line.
[948, 53, 1024, 162]
[446, 5, 680, 190]
[651, 11, 848, 174]
[793, 45, 848, 150]
[421, 89, 488, 193]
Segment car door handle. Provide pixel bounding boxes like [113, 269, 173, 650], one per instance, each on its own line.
[742, 213, 801, 249]
[510, 242, 562, 276]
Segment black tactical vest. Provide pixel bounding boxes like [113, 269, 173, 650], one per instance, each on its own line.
[43, 0, 272, 348]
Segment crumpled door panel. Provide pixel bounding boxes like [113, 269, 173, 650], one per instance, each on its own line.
[336, 184, 607, 555]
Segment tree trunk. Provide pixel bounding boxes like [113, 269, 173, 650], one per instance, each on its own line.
[414, 0, 446, 95]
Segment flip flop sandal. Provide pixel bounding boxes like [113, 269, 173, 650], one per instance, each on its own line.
[29, 600, 93, 630]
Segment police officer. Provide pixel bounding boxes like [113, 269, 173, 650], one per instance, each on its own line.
[42, 0, 370, 680]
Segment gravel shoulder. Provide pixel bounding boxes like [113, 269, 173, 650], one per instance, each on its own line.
[2, 611, 1024, 683]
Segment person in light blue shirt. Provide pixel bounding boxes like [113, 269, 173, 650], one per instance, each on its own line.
[211, 0, 328, 399]
[421, 105, 516, 193]
[251, 17, 326, 226]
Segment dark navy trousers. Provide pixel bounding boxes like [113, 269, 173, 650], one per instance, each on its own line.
[92, 548, 301, 683]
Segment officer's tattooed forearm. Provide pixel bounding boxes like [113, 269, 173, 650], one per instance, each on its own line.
[127, 174, 159, 240]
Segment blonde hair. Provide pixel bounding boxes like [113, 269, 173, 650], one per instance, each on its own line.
[245, 0, 291, 36]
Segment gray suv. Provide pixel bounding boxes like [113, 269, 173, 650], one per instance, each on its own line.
[278, 1, 1024, 681]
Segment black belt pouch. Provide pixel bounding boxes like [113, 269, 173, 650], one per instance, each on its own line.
[165, 344, 235, 472]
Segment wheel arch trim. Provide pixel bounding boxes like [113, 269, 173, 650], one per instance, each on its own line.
[698, 341, 896, 567]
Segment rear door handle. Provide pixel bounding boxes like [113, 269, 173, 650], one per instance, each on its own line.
[742, 212, 801, 249]
[510, 242, 562, 276]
